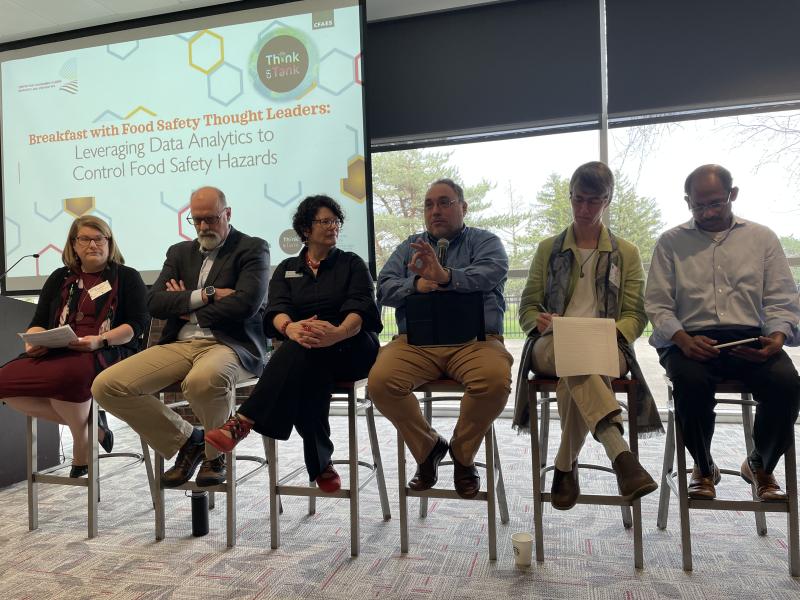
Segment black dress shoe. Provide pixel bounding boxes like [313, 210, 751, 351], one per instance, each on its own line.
[408, 435, 449, 491]
[551, 461, 580, 510]
[70, 464, 89, 478]
[162, 439, 205, 488]
[196, 455, 226, 487]
[97, 409, 114, 453]
[451, 449, 480, 499]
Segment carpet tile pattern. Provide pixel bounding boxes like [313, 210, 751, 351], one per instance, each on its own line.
[0, 415, 798, 599]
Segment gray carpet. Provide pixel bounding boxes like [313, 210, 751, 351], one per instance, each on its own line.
[0, 415, 798, 599]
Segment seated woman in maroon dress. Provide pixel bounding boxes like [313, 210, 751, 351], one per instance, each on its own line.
[206, 195, 382, 493]
[0, 216, 149, 477]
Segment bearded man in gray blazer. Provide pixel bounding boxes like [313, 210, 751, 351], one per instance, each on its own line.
[93, 186, 269, 487]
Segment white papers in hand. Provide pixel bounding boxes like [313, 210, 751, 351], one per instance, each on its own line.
[19, 325, 78, 348]
[553, 317, 620, 378]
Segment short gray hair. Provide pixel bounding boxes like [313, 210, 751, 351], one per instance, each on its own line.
[191, 186, 227, 207]
[431, 178, 465, 204]
[569, 161, 614, 202]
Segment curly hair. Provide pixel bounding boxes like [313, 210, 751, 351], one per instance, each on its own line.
[292, 195, 345, 242]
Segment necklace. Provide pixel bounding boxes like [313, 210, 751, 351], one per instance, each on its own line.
[75, 273, 103, 321]
[578, 249, 597, 279]
[305, 254, 321, 270]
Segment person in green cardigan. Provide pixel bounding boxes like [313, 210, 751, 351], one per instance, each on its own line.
[514, 161, 660, 510]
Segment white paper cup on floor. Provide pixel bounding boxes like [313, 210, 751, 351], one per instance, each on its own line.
[511, 532, 533, 566]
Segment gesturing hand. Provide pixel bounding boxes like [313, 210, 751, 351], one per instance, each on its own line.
[408, 238, 449, 285]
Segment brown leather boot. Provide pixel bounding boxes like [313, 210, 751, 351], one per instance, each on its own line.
[612, 451, 657, 501]
[551, 461, 579, 510]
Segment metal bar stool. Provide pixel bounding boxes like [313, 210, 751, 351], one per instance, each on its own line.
[139, 319, 268, 548]
[656, 377, 800, 575]
[26, 399, 146, 538]
[398, 379, 510, 561]
[147, 378, 268, 548]
[267, 379, 391, 557]
[528, 375, 645, 568]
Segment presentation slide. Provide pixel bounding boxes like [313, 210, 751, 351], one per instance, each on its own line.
[0, 0, 370, 292]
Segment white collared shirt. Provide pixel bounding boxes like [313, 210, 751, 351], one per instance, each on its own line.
[645, 216, 800, 347]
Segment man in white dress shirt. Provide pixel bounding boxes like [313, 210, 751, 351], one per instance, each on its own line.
[646, 164, 800, 501]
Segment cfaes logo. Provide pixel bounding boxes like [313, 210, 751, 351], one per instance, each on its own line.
[250, 27, 318, 101]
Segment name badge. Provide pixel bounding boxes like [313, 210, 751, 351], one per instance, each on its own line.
[609, 264, 621, 288]
[88, 280, 112, 300]
[285, 270, 303, 279]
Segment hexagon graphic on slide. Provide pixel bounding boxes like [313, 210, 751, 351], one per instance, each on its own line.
[64, 197, 95, 218]
[318, 48, 354, 96]
[4, 217, 21, 255]
[207, 62, 244, 107]
[35, 244, 64, 277]
[177, 204, 194, 241]
[189, 30, 224, 75]
[107, 41, 139, 60]
[354, 52, 363, 85]
[340, 156, 366, 203]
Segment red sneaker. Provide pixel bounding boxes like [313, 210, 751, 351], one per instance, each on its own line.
[205, 414, 252, 452]
[315, 463, 341, 493]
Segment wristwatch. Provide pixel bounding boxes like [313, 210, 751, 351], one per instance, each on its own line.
[101, 336, 110, 349]
[204, 285, 216, 303]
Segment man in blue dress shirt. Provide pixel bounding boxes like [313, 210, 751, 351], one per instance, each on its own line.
[368, 178, 513, 499]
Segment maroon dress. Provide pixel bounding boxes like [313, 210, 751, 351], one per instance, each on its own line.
[0, 272, 104, 403]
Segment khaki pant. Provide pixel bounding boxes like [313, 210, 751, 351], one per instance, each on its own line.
[531, 335, 627, 471]
[92, 339, 251, 460]
[368, 335, 513, 465]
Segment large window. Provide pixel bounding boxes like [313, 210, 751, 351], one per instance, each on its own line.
[372, 109, 800, 410]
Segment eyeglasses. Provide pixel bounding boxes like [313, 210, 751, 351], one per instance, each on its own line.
[687, 191, 732, 214]
[312, 218, 342, 228]
[186, 210, 227, 226]
[570, 194, 608, 207]
[75, 235, 108, 246]
[424, 198, 459, 210]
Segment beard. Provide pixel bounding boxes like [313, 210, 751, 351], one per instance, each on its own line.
[198, 231, 221, 250]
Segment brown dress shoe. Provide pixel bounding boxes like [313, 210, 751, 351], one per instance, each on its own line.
[162, 439, 205, 488]
[408, 436, 449, 491]
[612, 451, 658, 501]
[741, 459, 787, 501]
[551, 461, 580, 510]
[451, 449, 480, 499]
[196, 455, 226, 487]
[688, 463, 720, 499]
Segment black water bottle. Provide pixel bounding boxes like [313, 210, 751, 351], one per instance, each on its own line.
[190, 490, 209, 537]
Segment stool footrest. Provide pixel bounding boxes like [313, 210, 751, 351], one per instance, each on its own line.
[540, 492, 636, 507]
[33, 452, 145, 486]
[276, 484, 351, 499]
[405, 487, 490, 502]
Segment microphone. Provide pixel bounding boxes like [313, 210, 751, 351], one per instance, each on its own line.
[0, 253, 39, 284]
[436, 238, 449, 267]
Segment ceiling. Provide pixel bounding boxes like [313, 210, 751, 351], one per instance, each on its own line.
[0, 0, 505, 45]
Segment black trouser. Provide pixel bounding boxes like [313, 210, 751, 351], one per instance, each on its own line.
[239, 331, 379, 480]
[659, 328, 800, 475]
